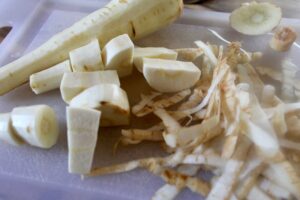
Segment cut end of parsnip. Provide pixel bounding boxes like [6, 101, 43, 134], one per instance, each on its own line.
[67, 107, 101, 174]
[133, 47, 178, 73]
[70, 84, 130, 127]
[230, 2, 282, 35]
[30, 60, 72, 94]
[11, 105, 59, 149]
[0, 113, 24, 146]
[69, 38, 104, 72]
[103, 34, 134, 77]
[142, 58, 201, 93]
[60, 70, 120, 103]
[270, 26, 298, 52]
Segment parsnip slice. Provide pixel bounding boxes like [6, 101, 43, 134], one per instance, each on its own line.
[0, 113, 24, 146]
[60, 70, 120, 103]
[70, 84, 130, 127]
[30, 60, 71, 94]
[11, 105, 59, 149]
[67, 107, 101, 174]
[133, 47, 178, 73]
[143, 58, 201, 93]
[103, 34, 134, 77]
[230, 2, 282, 35]
[69, 39, 104, 72]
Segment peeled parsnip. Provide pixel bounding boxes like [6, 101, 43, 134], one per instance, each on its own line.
[0, 0, 183, 95]
[70, 84, 130, 127]
[0, 113, 24, 146]
[67, 107, 101, 174]
[60, 70, 120, 103]
[30, 60, 71, 94]
[133, 47, 178, 73]
[69, 39, 104, 72]
[11, 105, 59, 149]
[103, 34, 134, 77]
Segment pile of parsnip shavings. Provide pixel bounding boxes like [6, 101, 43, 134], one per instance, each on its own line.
[88, 41, 300, 200]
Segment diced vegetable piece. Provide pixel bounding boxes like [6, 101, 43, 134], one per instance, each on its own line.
[175, 48, 203, 62]
[0, 113, 24, 146]
[143, 58, 201, 93]
[195, 41, 218, 66]
[0, 0, 183, 95]
[69, 39, 104, 72]
[67, 107, 101, 174]
[247, 186, 273, 200]
[259, 178, 292, 199]
[30, 60, 71, 94]
[134, 47, 178, 72]
[11, 105, 59, 149]
[70, 84, 130, 127]
[60, 70, 120, 103]
[103, 34, 134, 77]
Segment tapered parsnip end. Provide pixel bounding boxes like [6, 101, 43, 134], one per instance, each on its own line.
[103, 34, 134, 77]
[70, 39, 104, 72]
[67, 107, 101, 174]
[133, 47, 178, 73]
[0, 113, 24, 146]
[230, 2, 282, 35]
[11, 105, 59, 149]
[143, 58, 201, 93]
[70, 84, 130, 127]
[60, 70, 120, 103]
[30, 60, 72, 94]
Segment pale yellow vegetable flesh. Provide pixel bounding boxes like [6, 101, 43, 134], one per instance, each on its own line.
[30, 60, 72, 94]
[102, 34, 134, 77]
[0, 0, 183, 95]
[60, 70, 120, 103]
[143, 58, 201, 93]
[67, 107, 101, 174]
[11, 105, 59, 149]
[133, 47, 178, 73]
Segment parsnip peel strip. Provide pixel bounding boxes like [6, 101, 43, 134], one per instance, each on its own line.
[133, 89, 191, 117]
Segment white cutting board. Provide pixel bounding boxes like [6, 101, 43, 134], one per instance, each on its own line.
[0, 1, 299, 200]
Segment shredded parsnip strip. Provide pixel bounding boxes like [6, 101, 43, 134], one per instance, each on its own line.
[279, 138, 300, 151]
[259, 178, 292, 199]
[195, 40, 218, 66]
[175, 48, 203, 61]
[207, 136, 251, 200]
[264, 161, 300, 198]
[182, 61, 229, 116]
[182, 154, 226, 168]
[247, 186, 273, 200]
[256, 66, 282, 82]
[134, 89, 191, 117]
[120, 129, 164, 145]
[132, 92, 162, 114]
[235, 163, 266, 199]
[178, 88, 204, 110]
